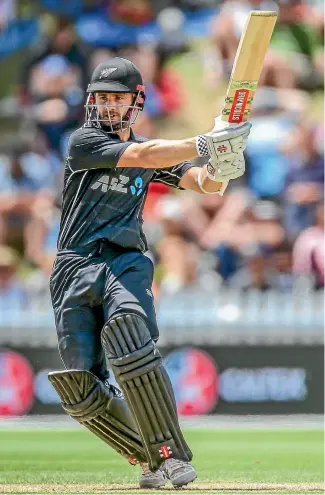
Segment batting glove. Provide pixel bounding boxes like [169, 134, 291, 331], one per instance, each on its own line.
[206, 152, 245, 182]
[195, 118, 251, 164]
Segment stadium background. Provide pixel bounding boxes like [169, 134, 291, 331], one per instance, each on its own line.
[0, 0, 323, 419]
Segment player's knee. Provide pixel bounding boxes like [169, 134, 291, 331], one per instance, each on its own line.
[48, 370, 114, 421]
[101, 313, 161, 381]
[58, 334, 108, 381]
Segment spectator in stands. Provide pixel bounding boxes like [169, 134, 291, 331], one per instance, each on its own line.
[199, 194, 285, 282]
[178, 187, 226, 249]
[205, 0, 276, 85]
[228, 244, 272, 292]
[88, 48, 115, 75]
[309, 2, 324, 76]
[154, 45, 187, 116]
[156, 236, 198, 294]
[193, 190, 284, 255]
[29, 54, 83, 151]
[24, 251, 56, 310]
[269, 240, 295, 292]
[206, 0, 323, 89]
[155, 195, 187, 238]
[154, 8, 189, 114]
[39, 0, 84, 18]
[20, 17, 88, 104]
[29, 54, 81, 102]
[20, 129, 62, 191]
[0, 0, 16, 29]
[156, 235, 220, 295]
[109, 0, 154, 25]
[282, 120, 324, 240]
[0, 245, 27, 312]
[118, 43, 186, 118]
[248, 200, 285, 250]
[245, 87, 298, 199]
[0, 146, 56, 256]
[264, 0, 324, 90]
[293, 201, 324, 289]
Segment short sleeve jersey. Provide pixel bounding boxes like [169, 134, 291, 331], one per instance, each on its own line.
[57, 125, 194, 252]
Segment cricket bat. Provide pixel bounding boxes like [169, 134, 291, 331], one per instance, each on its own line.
[221, 10, 277, 123]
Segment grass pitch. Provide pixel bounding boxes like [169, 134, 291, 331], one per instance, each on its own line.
[0, 428, 323, 494]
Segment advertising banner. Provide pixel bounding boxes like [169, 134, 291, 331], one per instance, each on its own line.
[0, 345, 323, 415]
[0, 347, 62, 415]
[163, 346, 324, 415]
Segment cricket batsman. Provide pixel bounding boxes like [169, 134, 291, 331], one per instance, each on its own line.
[48, 57, 251, 489]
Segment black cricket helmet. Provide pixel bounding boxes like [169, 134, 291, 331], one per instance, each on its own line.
[85, 57, 146, 132]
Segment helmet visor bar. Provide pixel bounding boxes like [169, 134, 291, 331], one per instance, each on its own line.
[85, 91, 143, 132]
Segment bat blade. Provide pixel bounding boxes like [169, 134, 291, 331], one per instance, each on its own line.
[221, 10, 277, 123]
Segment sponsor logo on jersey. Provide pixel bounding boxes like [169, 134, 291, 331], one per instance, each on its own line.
[91, 174, 129, 193]
[130, 177, 143, 196]
[92, 175, 144, 196]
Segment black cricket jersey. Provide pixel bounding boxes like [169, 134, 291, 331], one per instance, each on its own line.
[57, 125, 194, 252]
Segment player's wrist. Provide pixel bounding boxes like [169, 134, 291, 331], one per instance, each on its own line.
[198, 167, 228, 195]
[205, 160, 232, 183]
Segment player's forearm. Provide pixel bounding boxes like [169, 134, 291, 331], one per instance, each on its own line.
[118, 138, 199, 169]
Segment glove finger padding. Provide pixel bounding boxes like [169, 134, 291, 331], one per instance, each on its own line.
[233, 153, 246, 169]
[207, 152, 245, 182]
[229, 134, 249, 153]
[218, 153, 244, 170]
[217, 152, 237, 163]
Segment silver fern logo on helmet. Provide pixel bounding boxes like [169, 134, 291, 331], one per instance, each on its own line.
[99, 68, 118, 79]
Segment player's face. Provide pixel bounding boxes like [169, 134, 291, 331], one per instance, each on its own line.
[95, 92, 134, 124]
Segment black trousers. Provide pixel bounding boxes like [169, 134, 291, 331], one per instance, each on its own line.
[50, 241, 158, 382]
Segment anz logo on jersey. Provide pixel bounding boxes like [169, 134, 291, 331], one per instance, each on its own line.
[91, 174, 143, 196]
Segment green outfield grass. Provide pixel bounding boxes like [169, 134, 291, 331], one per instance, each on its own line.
[0, 428, 323, 494]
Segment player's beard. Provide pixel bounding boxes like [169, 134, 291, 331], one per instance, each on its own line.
[101, 108, 129, 131]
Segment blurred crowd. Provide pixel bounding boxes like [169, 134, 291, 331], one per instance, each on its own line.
[0, 0, 323, 314]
